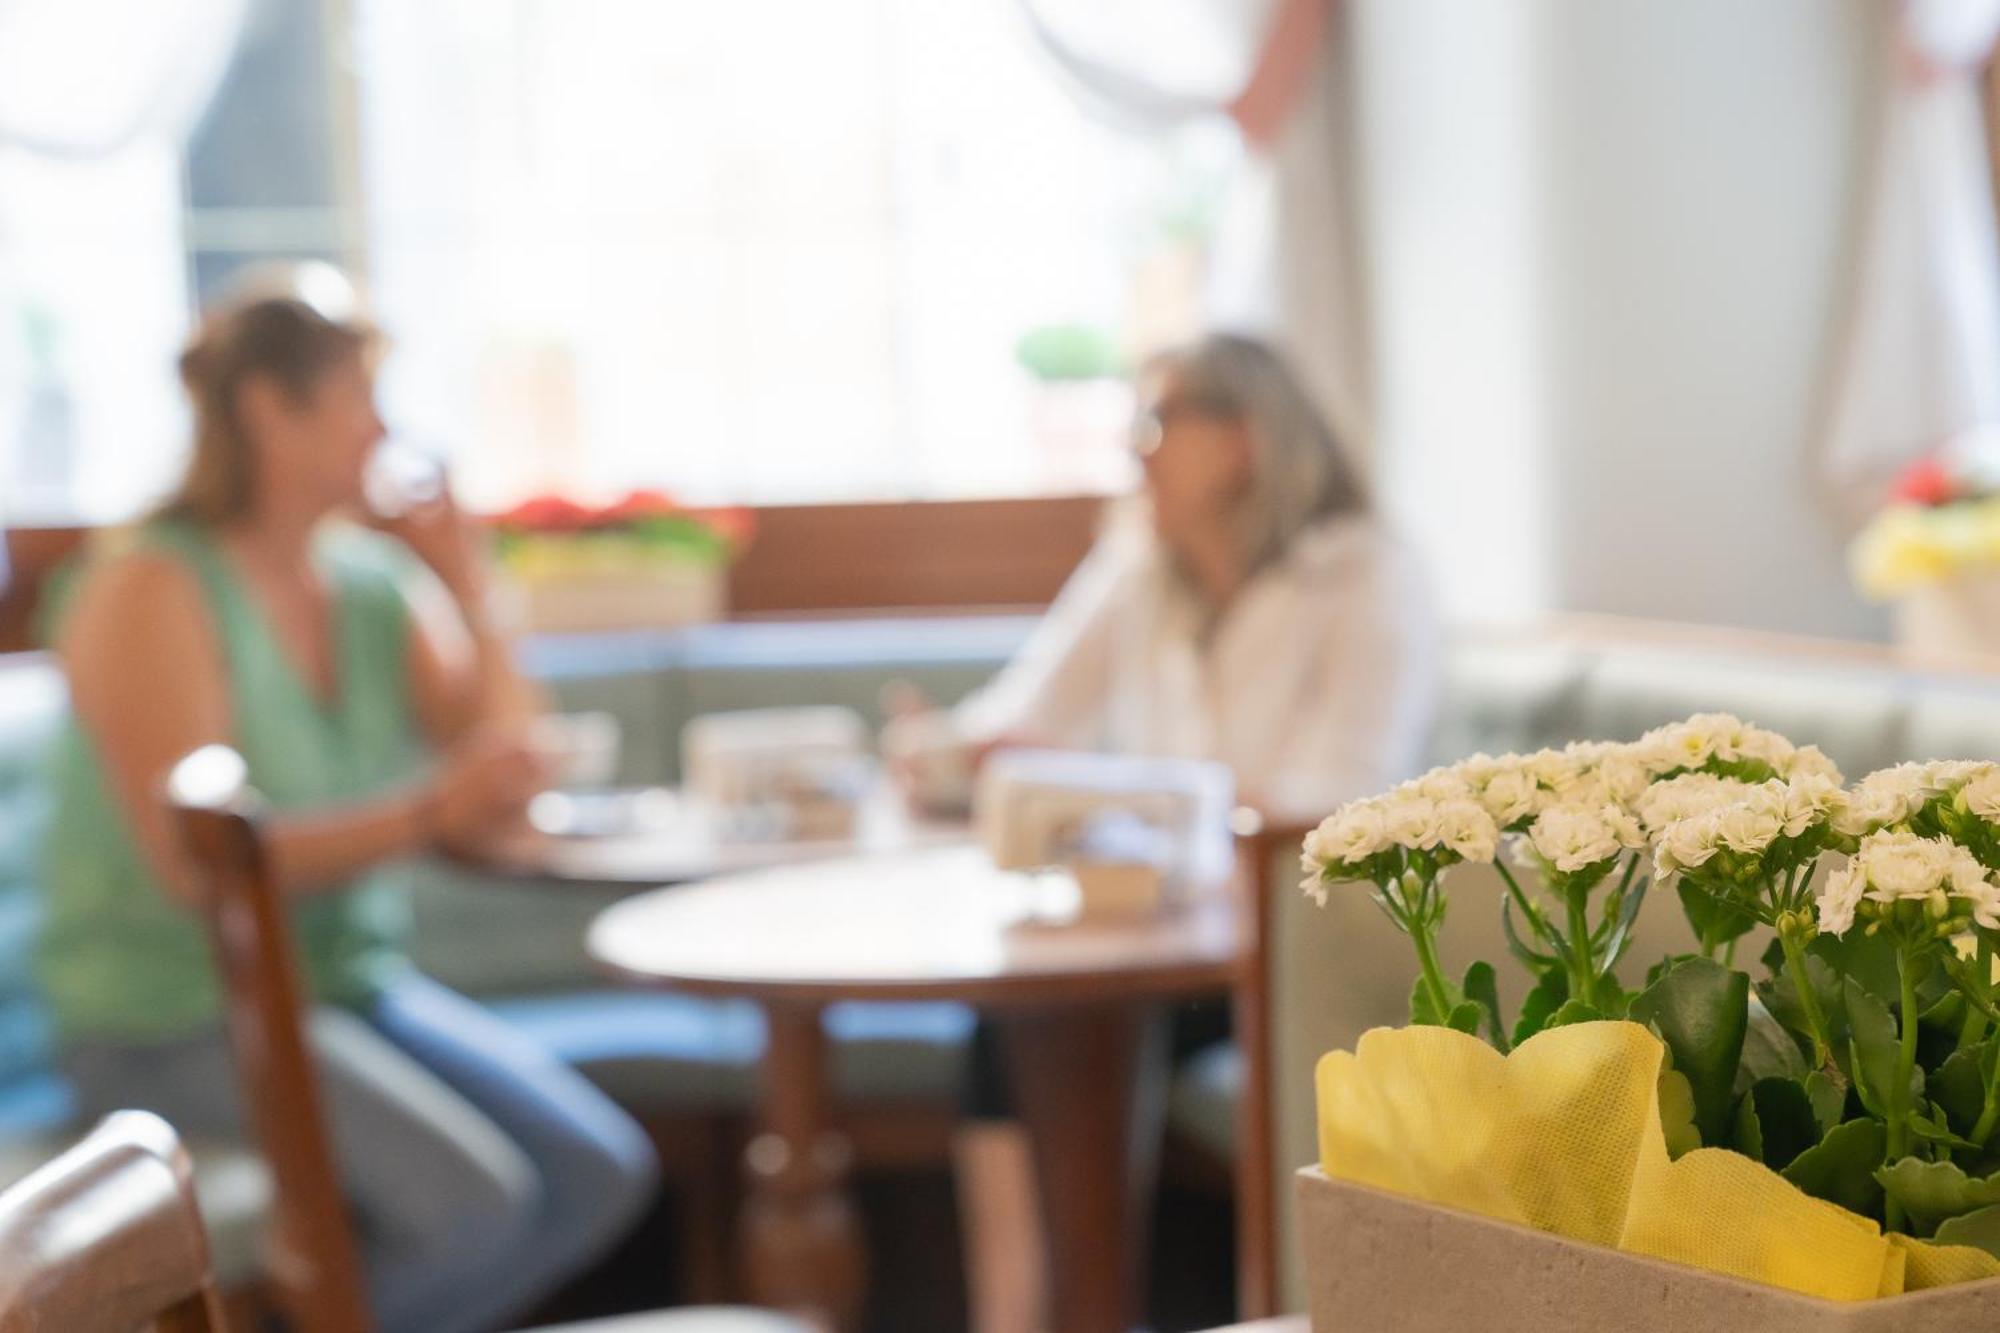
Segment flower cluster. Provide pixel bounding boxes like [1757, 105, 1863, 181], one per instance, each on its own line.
[1633, 713, 1838, 786]
[1520, 801, 1645, 877]
[1817, 830, 2000, 936]
[1650, 775, 1847, 881]
[1300, 786, 1498, 905]
[1835, 760, 1995, 838]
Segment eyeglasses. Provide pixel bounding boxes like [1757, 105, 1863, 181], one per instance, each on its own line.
[1129, 392, 1240, 458]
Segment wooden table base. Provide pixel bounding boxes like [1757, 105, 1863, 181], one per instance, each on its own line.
[740, 1003, 865, 1331]
[1000, 1004, 1171, 1333]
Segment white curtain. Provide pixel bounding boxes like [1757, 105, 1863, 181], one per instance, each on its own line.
[1816, 0, 2000, 520]
[0, 0, 247, 156]
[1017, 0, 1373, 456]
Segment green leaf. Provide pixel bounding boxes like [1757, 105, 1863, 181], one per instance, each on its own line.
[1629, 957, 1751, 1147]
[1876, 1158, 2000, 1234]
[1646, 954, 1695, 990]
[1804, 1070, 1848, 1138]
[1921, 990, 1966, 1035]
[1812, 931, 1902, 1004]
[1600, 876, 1651, 970]
[1846, 979, 1920, 1120]
[1759, 953, 1850, 1073]
[1677, 880, 1757, 953]
[1546, 999, 1606, 1029]
[1932, 1045, 1992, 1136]
[1782, 1118, 1887, 1218]
[1409, 975, 1465, 1028]
[1511, 968, 1569, 1047]
[1909, 1107, 1980, 1153]
[1659, 1069, 1702, 1158]
[1935, 1203, 2000, 1258]
[1735, 1091, 1762, 1162]
[1500, 898, 1556, 968]
[1446, 1002, 1484, 1036]
[1739, 1002, 1810, 1090]
[1737, 1078, 1820, 1171]
[1462, 961, 1509, 1053]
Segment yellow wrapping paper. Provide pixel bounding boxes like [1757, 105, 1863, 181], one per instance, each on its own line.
[1315, 1020, 2000, 1301]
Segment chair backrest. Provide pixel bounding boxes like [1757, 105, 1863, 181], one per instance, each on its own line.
[0, 1110, 228, 1332]
[166, 746, 373, 1333]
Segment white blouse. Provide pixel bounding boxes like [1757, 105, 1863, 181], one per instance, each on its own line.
[955, 512, 1439, 822]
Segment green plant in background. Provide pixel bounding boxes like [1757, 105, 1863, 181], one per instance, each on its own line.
[1012, 324, 1124, 383]
[1302, 718, 2000, 1255]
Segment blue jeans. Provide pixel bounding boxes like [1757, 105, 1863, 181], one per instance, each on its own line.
[64, 974, 660, 1333]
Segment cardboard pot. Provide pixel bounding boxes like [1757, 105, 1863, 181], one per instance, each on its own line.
[1295, 1167, 2000, 1332]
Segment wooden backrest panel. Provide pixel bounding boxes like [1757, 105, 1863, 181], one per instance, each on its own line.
[0, 1110, 228, 1332]
[167, 746, 373, 1333]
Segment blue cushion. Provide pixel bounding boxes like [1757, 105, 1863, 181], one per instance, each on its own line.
[0, 657, 66, 1091]
[486, 991, 975, 1113]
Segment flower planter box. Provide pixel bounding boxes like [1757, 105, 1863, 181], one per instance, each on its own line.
[505, 564, 724, 634]
[1893, 568, 2000, 662]
[1295, 1168, 2000, 1332]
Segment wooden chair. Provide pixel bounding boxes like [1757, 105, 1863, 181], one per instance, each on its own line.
[0, 1110, 230, 1332]
[166, 745, 808, 1333]
[1227, 811, 1318, 1322]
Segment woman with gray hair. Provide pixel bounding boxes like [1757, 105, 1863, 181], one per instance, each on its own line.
[921, 332, 1438, 1333]
[943, 330, 1437, 819]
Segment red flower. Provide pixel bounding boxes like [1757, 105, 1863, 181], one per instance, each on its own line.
[602, 488, 685, 523]
[496, 495, 594, 531]
[1892, 456, 1961, 507]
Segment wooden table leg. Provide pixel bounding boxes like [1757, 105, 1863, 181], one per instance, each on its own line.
[999, 1003, 1170, 1333]
[739, 1002, 866, 1331]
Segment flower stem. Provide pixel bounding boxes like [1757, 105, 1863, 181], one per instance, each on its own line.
[1565, 884, 1597, 1010]
[1408, 913, 1455, 1025]
[1885, 945, 1922, 1235]
[1777, 925, 1834, 1072]
[1973, 1041, 2000, 1147]
[1962, 936, 1994, 1053]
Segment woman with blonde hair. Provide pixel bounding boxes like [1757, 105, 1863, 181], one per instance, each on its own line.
[39, 270, 656, 1333]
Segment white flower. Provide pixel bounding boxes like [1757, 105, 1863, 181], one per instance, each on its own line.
[1527, 804, 1629, 874]
[1305, 802, 1389, 869]
[1594, 750, 1655, 808]
[1771, 775, 1845, 839]
[1383, 795, 1444, 850]
[1837, 831, 2000, 927]
[1858, 830, 1949, 900]
[1655, 813, 1724, 877]
[1406, 766, 1474, 802]
[1817, 859, 1865, 936]
[1925, 760, 1993, 796]
[1524, 748, 1578, 791]
[1479, 768, 1543, 826]
[1647, 719, 1717, 772]
[1299, 864, 1330, 906]
[1966, 771, 2000, 823]
[1435, 799, 1500, 863]
[1834, 771, 1919, 837]
[1731, 724, 1798, 772]
[1714, 800, 1784, 856]
[1635, 773, 1741, 835]
[1958, 869, 2000, 930]
[1782, 745, 1843, 785]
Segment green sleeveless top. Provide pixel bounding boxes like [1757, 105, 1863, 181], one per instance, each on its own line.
[39, 519, 427, 1044]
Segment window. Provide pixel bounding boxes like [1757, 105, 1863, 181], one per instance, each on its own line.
[0, 0, 1241, 521]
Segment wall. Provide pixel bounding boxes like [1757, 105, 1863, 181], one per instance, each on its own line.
[1359, 0, 1893, 638]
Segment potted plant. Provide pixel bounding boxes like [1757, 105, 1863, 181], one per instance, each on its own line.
[1850, 435, 2000, 659]
[491, 490, 752, 634]
[1294, 716, 2000, 1328]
